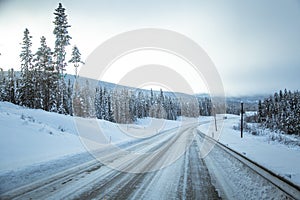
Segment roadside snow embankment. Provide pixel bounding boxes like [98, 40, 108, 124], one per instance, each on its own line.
[0, 102, 86, 172]
[0, 102, 183, 173]
[198, 115, 300, 186]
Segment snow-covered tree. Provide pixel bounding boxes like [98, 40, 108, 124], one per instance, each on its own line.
[95, 86, 103, 119]
[0, 68, 6, 101]
[111, 89, 132, 123]
[5, 68, 16, 103]
[180, 97, 199, 118]
[19, 28, 34, 108]
[65, 79, 73, 115]
[73, 80, 95, 117]
[53, 3, 71, 75]
[53, 3, 72, 114]
[69, 45, 84, 78]
[106, 93, 114, 122]
[258, 89, 300, 135]
[257, 99, 264, 122]
[73, 81, 83, 117]
[33, 36, 56, 110]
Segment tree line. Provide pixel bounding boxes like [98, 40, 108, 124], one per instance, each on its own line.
[256, 89, 300, 135]
[0, 3, 83, 114]
[0, 3, 215, 123]
[0, 68, 214, 123]
[71, 79, 213, 123]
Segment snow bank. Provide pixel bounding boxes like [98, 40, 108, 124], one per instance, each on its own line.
[0, 102, 86, 172]
[198, 115, 300, 186]
[0, 102, 183, 173]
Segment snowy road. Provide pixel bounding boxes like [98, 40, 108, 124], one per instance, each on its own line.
[1, 123, 220, 199]
[1, 120, 298, 199]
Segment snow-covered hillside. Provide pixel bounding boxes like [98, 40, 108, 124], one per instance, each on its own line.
[0, 102, 87, 172]
[0, 102, 181, 173]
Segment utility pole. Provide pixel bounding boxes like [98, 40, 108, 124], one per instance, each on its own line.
[213, 105, 217, 132]
[241, 101, 244, 138]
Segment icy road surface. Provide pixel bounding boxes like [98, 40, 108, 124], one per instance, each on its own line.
[1, 123, 221, 199]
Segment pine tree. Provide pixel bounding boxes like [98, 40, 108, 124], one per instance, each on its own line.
[103, 89, 113, 121]
[69, 45, 84, 78]
[95, 86, 114, 121]
[0, 68, 6, 101]
[139, 92, 144, 118]
[65, 79, 73, 115]
[107, 93, 114, 122]
[5, 68, 16, 103]
[19, 28, 34, 108]
[150, 88, 154, 106]
[101, 87, 108, 119]
[95, 87, 101, 119]
[295, 91, 300, 135]
[129, 92, 137, 121]
[78, 80, 95, 117]
[258, 89, 300, 135]
[257, 99, 264, 122]
[53, 3, 71, 75]
[112, 89, 120, 122]
[156, 89, 166, 118]
[53, 3, 72, 114]
[111, 89, 132, 123]
[144, 93, 150, 118]
[33, 36, 55, 110]
[73, 81, 83, 116]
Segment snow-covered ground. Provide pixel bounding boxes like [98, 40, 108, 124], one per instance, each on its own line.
[0, 102, 187, 194]
[0, 102, 85, 172]
[198, 115, 300, 186]
[0, 102, 182, 173]
[1, 101, 299, 198]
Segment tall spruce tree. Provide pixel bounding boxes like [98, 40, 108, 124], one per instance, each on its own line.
[19, 28, 34, 108]
[34, 36, 55, 110]
[53, 3, 72, 114]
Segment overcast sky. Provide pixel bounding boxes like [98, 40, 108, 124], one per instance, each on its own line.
[0, 0, 300, 96]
